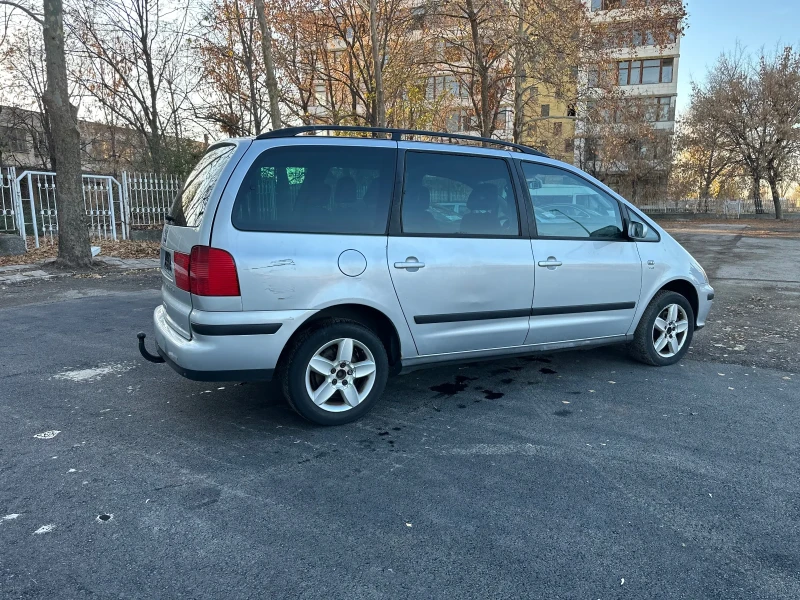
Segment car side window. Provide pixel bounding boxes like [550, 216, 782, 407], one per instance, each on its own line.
[521, 162, 625, 240]
[231, 145, 395, 234]
[401, 152, 520, 237]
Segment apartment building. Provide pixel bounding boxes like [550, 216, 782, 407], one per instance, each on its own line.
[0, 105, 151, 175]
[574, 0, 681, 198]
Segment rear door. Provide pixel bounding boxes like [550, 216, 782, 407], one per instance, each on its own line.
[160, 142, 244, 338]
[388, 148, 535, 356]
[520, 160, 642, 345]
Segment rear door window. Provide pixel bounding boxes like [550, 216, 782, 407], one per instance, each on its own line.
[231, 145, 396, 234]
[401, 152, 520, 237]
[170, 144, 236, 227]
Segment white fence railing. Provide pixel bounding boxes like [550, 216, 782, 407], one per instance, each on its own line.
[1, 167, 24, 238]
[2, 168, 183, 248]
[124, 172, 183, 228]
[636, 197, 800, 217]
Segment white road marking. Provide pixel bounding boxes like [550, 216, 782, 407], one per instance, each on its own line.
[33, 524, 55, 534]
[52, 362, 135, 383]
[2, 514, 20, 522]
[34, 431, 60, 440]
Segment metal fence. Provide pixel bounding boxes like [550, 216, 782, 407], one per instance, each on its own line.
[123, 172, 182, 228]
[1, 167, 24, 237]
[636, 197, 800, 217]
[1, 168, 183, 248]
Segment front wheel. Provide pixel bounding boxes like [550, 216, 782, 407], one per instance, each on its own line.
[282, 320, 389, 425]
[629, 290, 695, 366]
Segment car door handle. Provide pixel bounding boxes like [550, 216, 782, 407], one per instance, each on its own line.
[394, 257, 425, 271]
[537, 257, 562, 268]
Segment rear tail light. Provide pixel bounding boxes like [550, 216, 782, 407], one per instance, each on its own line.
[189, 246, 240, 296]
[173, 251, 191, 292]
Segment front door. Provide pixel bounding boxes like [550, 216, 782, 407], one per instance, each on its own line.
[388, 150, 535, 356]
[520, 160, 642, 345]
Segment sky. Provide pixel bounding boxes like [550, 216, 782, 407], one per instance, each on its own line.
[677, 0, 800, 116]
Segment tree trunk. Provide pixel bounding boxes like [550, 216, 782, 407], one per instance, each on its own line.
[752, 174, 763, 214]
[42, 0, 91, 269]
[769, 178, 784, 220]
[254, 0, 282, 130]
[511, 4, 525, 144]
[369, 0, 386, 129]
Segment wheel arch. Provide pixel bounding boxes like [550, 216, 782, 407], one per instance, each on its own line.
[657, 278, 699, 323]
[277, 303, 404, 375]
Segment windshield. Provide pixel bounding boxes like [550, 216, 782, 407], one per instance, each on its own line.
[170, 144, 236, 227]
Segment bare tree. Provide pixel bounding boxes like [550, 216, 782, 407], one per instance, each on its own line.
[196, 0, 271, 136]
[253, 0, 282, 128]
[1, 0, 91, 267]
[695, 46, 800, 217]
[70, 0, 199, 173]
[673, 85, 738, 206]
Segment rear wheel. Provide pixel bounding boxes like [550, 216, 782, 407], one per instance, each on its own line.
[629, 290, 694, 366]
[282, 320, 389, 425]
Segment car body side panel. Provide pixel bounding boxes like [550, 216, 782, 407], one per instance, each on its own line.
[526, 238, 642, 344]
[632, 235, 714, 332]
[207, 137, 419, 360]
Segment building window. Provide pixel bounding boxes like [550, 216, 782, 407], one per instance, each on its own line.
[564, 139, 574, 153]
[541, 104, 550, 117]
[0, 127, 29, 153]
[591, 0, 626, 11]
[587, 66, 599, 88]
[644, 96, 674, 122]
[553, 122, 563, 136]
[567, 104, 576, 117]
[617, 58, 674, 86]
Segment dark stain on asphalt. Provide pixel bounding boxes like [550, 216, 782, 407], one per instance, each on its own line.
[490, 368, 510, 375]
[457, 404, 467, 409]
[567, 391, 582, 395]
[500, 378, 514, 385]
[553, 409, 572, 417]
[98, 514, 112, 522]
[430, 375, 477, 396]
[526, 381, 541, 385]
[521, 356, 552, 364]
[540, 367, 557, 375]
[378, 431, 389, 436]
[482, 390, 504, 400]
[391, 427, 401, 431]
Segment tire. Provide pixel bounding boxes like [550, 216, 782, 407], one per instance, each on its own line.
[281, 319, 389, 425]
[629, 290, 695, 366]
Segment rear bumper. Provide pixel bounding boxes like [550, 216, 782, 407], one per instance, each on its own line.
[153, 305, 314, 382]
[157, 345, 274, 381]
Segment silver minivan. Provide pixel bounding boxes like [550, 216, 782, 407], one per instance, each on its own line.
[140, 126, 714, 425]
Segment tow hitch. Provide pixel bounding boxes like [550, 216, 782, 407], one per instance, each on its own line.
[137, 332, 165, 363]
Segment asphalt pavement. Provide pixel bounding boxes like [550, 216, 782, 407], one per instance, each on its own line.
[1, 228, 799, 600]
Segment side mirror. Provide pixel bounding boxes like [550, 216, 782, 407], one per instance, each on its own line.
[529, 178, 543, 190]
[628, 220, 648, 240]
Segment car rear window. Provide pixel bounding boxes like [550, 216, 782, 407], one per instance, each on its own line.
[170, 144, 236, 227]
[231, 145, 396, 234]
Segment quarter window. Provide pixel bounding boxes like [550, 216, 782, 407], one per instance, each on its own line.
[402, 152, 519, 237]
[231, 145, 396, 234]
[171, 144, 236, 227]
[522, 162, 624, 239]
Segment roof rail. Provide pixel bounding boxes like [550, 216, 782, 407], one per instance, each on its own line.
[255, 125, 548, 157]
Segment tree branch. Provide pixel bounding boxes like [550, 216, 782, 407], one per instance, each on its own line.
[0, 0, 43, 25]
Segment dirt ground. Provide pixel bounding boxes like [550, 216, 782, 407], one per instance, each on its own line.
[661, 218, 800, 374]
[0, 237, 160, 267]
